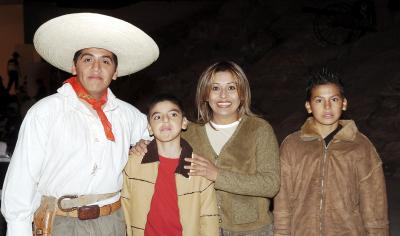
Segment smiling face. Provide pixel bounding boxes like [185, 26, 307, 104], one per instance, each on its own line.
[71, 48, 118, 100]
[207, 71, 240, 124]
[148, 100, 188, 143]
[305, 83, 347, 134]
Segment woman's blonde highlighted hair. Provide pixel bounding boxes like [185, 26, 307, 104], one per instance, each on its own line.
[195, 61, 256, 124]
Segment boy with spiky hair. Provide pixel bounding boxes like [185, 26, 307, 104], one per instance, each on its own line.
[273, 69, 389, 236]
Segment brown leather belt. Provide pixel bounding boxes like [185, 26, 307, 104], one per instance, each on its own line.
[56, 199, 121, 220]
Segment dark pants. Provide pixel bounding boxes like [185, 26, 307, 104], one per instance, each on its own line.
[6, 71, 18, 92]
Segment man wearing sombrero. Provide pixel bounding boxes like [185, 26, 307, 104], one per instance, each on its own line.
[1, 13, 159, 236]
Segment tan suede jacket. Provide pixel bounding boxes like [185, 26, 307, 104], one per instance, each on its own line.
[122, 139, 219, 236]
[182, 115, 280, 231]
[274, 118, 389, 236]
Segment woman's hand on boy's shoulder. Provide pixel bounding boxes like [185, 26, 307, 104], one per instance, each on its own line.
[129, 139, 150, 157]
[184, 154, 219, 181]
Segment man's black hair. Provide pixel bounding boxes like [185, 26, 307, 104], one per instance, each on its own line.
[306, 68, 345, 101]
[147, 93, 185, 120]
[72, 49, 118, 67]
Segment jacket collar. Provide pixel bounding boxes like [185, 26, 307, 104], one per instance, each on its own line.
[141, 138, 193, 178]
[300, 117, 358, 142]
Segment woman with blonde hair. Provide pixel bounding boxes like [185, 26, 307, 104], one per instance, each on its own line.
[183, 61, 280, 235]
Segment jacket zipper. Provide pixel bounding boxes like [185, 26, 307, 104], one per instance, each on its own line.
[319, 142, 329, 236]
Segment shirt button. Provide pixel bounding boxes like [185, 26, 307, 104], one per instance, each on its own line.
[94, 138, 99, 142]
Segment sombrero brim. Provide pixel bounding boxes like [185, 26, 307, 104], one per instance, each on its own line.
[33, 13, 159, 77]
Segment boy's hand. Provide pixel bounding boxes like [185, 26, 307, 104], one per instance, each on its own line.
[184, 154, 218, 181]
[129, 139, 150, 157]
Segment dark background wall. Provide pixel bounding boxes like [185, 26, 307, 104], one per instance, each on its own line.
[18, 0, 400, 175]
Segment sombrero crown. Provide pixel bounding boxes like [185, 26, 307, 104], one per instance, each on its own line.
[33, 13, 159, 77]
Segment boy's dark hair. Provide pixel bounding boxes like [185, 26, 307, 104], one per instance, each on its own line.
[73, 49, 118, 67]
[306, 68, 345, 101]
[147, 93, 185, 120]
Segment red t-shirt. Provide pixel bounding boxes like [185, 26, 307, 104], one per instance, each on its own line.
[144, 156, 183, 236]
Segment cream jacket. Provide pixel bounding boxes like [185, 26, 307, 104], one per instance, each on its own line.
[122, 139, 219, 236]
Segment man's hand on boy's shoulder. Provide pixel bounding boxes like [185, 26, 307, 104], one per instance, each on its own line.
[129, 139, 150, 157]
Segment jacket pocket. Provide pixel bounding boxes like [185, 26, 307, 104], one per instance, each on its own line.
[231, 195, 258, 224]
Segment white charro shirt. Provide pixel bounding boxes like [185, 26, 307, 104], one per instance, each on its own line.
[1, 83, 148, 236]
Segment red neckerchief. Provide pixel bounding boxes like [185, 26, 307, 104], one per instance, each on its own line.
[64, 76, 115, 141]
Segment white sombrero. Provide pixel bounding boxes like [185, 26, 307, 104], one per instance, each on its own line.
[33, 13, 159, 77]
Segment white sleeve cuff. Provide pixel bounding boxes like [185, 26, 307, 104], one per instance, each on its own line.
[6, 220, 33, 236]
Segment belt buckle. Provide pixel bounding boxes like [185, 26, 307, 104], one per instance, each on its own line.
[77, 205, 100, 220]
[57, 195, 78, 212]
